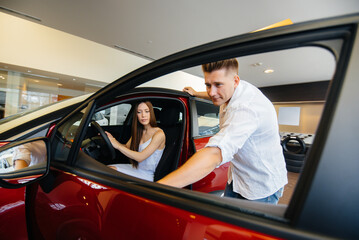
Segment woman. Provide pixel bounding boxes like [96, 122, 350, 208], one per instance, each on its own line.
[106, 101, 165, 181]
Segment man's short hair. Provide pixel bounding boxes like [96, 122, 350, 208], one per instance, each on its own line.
[202, 58, 239, 74]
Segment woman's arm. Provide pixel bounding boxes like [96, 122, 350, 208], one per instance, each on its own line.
[106, 130, 165, 162]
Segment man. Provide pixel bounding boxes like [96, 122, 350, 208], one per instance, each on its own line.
[157, 59, 287, 204]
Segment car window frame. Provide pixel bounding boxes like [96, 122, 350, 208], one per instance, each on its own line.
[46, 15, 358, 238]
[50, 100, 96, 166]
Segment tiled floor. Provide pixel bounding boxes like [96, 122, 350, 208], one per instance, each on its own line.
[278, 172, 300, 205]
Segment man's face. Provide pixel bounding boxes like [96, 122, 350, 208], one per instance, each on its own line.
[204, 68, 239, 106]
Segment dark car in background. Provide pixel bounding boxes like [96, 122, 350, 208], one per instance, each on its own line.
[0, 14, 358, 239]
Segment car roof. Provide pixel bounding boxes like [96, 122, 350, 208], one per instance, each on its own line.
[126, 87, 190, 98]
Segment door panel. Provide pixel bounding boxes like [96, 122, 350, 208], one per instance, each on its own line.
[28, 169, 281, 240]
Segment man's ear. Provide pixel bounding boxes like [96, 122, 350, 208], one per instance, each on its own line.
[234, 74, 240, 88]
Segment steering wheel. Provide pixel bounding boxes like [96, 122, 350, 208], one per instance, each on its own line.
[90, 121, 116, 160]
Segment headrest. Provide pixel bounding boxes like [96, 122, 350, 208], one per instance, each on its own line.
[153, 108, 161, 123]
[159, 108, 180, 126]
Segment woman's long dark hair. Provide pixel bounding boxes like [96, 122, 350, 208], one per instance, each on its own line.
[129, 101, 157, 168]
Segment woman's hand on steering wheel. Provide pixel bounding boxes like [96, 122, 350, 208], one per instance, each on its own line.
[104, 131, 120, 149]
[90, 121, 116, 160]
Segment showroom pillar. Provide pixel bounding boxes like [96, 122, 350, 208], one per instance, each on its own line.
[5, 71, 21, 117]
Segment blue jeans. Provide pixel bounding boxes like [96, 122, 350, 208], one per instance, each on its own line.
[224, 182, 283, 205]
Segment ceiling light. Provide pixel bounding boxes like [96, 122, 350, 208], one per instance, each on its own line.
[34, 80, 39, 83]
[264, 69, 274, 74]
[251, 62, 263, 67]
[86, 83, 105, 88]
[57, 83, 63, 86]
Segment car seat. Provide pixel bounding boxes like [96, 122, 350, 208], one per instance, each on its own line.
[154, 107, 183, 181]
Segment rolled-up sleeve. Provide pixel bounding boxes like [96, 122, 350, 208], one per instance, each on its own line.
[205, 104, 258, 165]
[13, 144, 32, 165]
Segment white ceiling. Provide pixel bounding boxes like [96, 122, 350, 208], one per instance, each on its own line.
[1, 0, 359, 87]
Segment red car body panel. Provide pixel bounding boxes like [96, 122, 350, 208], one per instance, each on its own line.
[176, 97, 192, 167]
[193, 136, 211, 150]
[192, 137, 229, 193]
[27, 169, 280, 240]
[191, 163, 229, 193]
[0, 187, 27, 240]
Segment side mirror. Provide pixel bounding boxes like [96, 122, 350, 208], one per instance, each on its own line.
[0, 137, 50, 189]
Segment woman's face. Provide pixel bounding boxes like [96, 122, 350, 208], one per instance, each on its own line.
[136, 102, 150, 126]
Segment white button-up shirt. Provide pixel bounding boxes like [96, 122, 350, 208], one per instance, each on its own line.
[206, 80, 287, 200]
[13, 141, 47, 167]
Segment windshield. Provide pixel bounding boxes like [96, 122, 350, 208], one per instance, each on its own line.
[0, 100, 60, 125]
[0, 93, 91, 127]
[0, 101, 61, 125]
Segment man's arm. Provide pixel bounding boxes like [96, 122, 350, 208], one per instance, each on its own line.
[157, 147, 222, 188]
[183, 87, 211, 100]
[14, 160, 29, 170]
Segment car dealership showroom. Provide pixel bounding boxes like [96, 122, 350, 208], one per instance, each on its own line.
[0, 1, 359, 239]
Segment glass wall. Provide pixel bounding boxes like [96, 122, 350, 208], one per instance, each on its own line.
[0, 69, 102, 119]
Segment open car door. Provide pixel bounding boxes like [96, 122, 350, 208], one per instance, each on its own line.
[1, 14, 358, 239]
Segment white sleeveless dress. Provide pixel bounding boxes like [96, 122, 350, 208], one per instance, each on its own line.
[109, 138, 164, 181]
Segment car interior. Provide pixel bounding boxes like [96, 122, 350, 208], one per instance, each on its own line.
[80, 96, 186, 181]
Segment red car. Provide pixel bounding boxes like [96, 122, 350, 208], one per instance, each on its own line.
[1, 14, 359, 239]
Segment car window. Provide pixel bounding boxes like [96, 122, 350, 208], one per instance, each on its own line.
[92, 111, 108, 126]
[96, 103, 132, 126]
[151, 45, 336, 208]
[52, 107, 88, 162]
[67, 39, 339, 220]
[195, 100, 219, 137]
